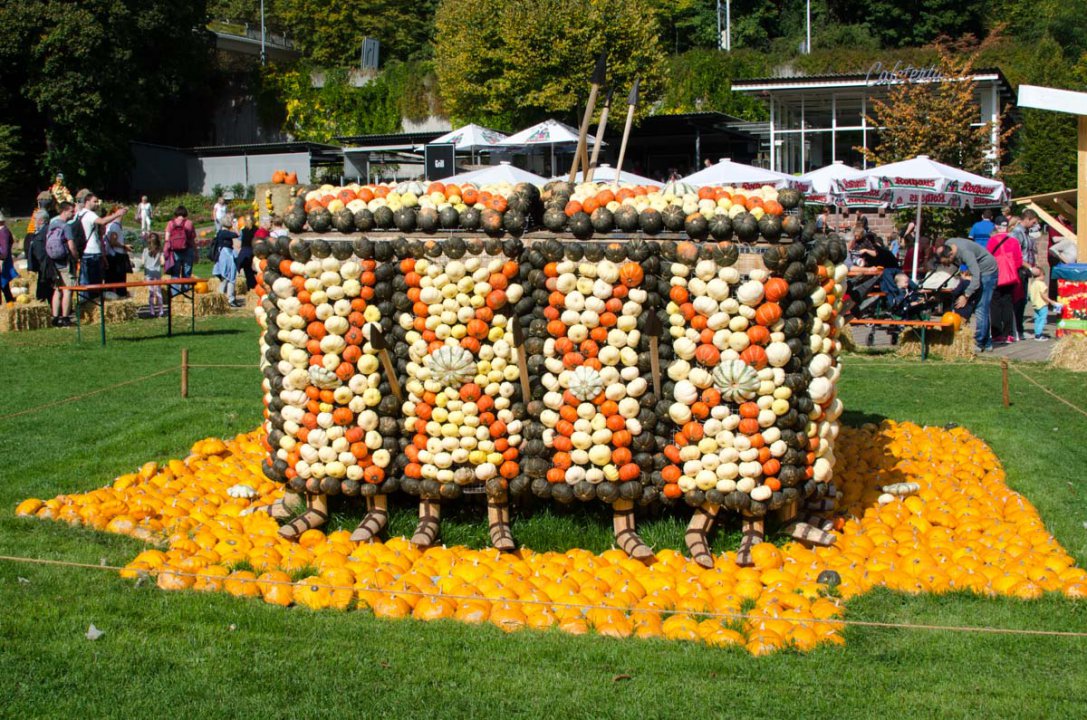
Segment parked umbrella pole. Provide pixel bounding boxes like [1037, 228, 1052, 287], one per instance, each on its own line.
[569, 52, 606, 183]
[586, 88, 613, 183]
[911, 198, 922, 282]
[613, 79, 639, 189]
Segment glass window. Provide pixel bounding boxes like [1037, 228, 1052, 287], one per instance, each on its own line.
[834, 130, 865, 169]
[834, 93, 865, 129]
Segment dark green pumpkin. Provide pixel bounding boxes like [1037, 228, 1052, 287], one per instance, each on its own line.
[542, 207, 566, 232]
[307, 208, 332, 233]
[417, 207, 440, 233]
[353, 209, 375, 232]
[614, 205, 639, 232]
[733, 212, 759, 242]
[285, 209, 307, 233]
[662, 205, 685, 232]
[333, 209, 354, 233]
[708, 214, 733, 240]
[373, 205, 394, 229]
[568, 211, 593, 239]
[639, 208, 664, 235]
[684, 212, 709, 239]
[393, 208, 417, 233]
[590, 207, 614, 233]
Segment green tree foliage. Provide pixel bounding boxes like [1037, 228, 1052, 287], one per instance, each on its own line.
[1001, 39, 1085, 196]
[647, 0, 720, 54]
[0, 0, 212, 209]
[277, 0, 439, 66]
[263, 61, 439, 142]
[658, 49, 769, 119]
[434, 0, 668, 131]
[826, 0, 984, 48]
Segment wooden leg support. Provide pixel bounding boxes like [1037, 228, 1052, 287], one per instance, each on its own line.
[612, 499, 654, 562]
[735, 517, 765, 567]
[350, 495, 389, 543]
[278, 494, 329, 541]
[255, 490, 304, 521]
[684, 504, 719, 569]
[487, 500, 516, 552]
[411, 499, 441, 549]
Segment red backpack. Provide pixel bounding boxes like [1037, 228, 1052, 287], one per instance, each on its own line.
[167, 218, 190, 251]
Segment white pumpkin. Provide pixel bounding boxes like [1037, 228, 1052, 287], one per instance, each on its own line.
[426, 345, 477, 388]
[568, 366, 604, 402]
[765, 341, 792, 368]
[735, 280, 764, 306]
[712, 360, 760, 402]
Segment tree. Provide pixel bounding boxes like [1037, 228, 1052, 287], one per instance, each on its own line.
[861, 47, 1013, 174]
[277, 0, 439, 66]
[826, 0, 984, 48]
[658, 49, 769, 119]
[0, 0, 213, 208]
[434, 0, 668, 131]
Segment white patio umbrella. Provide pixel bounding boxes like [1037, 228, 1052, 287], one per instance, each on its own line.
[429, 123, 508, 164]
[556, 164, 657, 186]
[681, 158, 804, 190]
[498, 119, 599, 177]
[798, 161, 870, 205]
[441, 161, 547, 188]
[861, 155, 1007, 279]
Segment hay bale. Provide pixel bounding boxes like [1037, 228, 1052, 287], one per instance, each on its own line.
[896, 324, 974, 360]
[839, 323, 858, 353]
[1050, 334, 1087, 372]
[78, 299, 138, 325]
[0, 301, 52, 331]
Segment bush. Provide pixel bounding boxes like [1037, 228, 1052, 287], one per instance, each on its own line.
[151, 193, 215, 226]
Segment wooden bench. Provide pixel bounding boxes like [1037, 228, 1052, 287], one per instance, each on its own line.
[59, 278, 205, 346]
[848, 318, 952, 360]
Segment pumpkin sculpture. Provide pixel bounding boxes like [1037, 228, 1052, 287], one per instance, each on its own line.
[390, 237, 529, 550]
[521, 238, 659, 560]
[655, 234, 847, 567]
[253, 235, 400, 542]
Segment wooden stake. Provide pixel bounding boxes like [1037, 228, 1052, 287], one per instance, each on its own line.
[369, 325, 404, 404]
[644, 308, 662, 399]
[180, 348, 189, 398]
[511, 320, 532, 406]
[613, 78, 640, 188]
[585, 88, 613, 183]
[1001, 358, 1010, 407]
[569, 52, 607, 183]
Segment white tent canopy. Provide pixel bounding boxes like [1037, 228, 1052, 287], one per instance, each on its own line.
[430, 123, 508, 152]
[498, 119, 599, 147]
[441, 161, 547, 187]
[556, 164, 657, 186]
[858, 155, 1008, 279]
[799, 161, 870, 203]
[681, 158, 803, 190]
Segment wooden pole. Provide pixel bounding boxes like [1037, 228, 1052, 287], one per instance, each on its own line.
[613, 79, 640, 188]
[585, 88, 613, 183]
[511, 321, 532, 406]
[645, 308, 662, 399]
[1078, 116, 1087, 262]
[181, 348, 189, 398]
[369, 326, 404, 404]
[569, 52, 606, 183]
[1001, 359, 1010, 407]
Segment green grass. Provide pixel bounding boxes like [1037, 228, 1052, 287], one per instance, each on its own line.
[2, 318, 1087, 719]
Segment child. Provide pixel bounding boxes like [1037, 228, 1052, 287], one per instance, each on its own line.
[142, 233, 164, 317]
[886, 272, 925, 319]
[1028, 265, 1062, 341]
[212, 230, 239, 306]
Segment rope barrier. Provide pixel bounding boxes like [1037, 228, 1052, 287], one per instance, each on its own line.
[2, 553, 1085, 640]
[0, 367, 177, 422]
[1007, 364, 1087, 420]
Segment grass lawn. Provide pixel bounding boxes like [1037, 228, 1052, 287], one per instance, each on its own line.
[2, 317, 1087, 719]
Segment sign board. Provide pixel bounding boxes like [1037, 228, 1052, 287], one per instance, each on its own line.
[425, 143, 456, 181]
[361, 37, 380, 71]
[865, 62, 946, 87]
[1018, 85, 1087, 115]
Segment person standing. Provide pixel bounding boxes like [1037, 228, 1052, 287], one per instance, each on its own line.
[103, 212, 133, 297]
[75, 194, 127, 300]
[987, 231, 1025, 342]
[164, 206, 196, 296]
[142, 233, 165, 317]
[213, 196, 227, 234]
[1027, 265, 1062, 341]
[1009, 209, 1039, 339]
[136, 195, 153, 237]
[44, 202, 78, 325]
[0, 214, 16, 303]
[935, 238, 999, 353]
[969, 209, 995, 249]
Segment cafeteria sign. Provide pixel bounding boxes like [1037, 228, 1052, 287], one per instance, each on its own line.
[865, 61, 945, 86]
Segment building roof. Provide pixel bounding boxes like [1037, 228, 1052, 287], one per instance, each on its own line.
[189, 141, 342, 160]
[637, 111, 756, 136]
[732, 67, 1013, 96]
[337, 131, 445, 150]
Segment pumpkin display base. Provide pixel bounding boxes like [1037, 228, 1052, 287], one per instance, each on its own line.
[785, 519, 837, 547]
[255, 491, 304, 521]
[411, 500, 441, 549]
[735, 518, 766, 568]
[351, 496, 389, 543]
[613, 499, 654, 562]
[487, 501, 515, 552]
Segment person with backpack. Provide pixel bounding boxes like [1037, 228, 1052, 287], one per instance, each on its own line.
[0, 214, 16, 303]
[74, 193, 127, 300]
[103, 212, 133, 297]
[163, 205, 195, 296]
[44, 201, 78, 326]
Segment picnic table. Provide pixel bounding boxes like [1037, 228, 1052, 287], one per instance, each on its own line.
[59, 278, 206, 346]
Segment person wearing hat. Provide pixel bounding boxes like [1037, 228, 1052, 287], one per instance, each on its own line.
[0, 213, 16, 303]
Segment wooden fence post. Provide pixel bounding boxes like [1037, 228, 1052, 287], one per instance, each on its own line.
[1001, 359, 1010, 407]
[181, 348, 189, 399]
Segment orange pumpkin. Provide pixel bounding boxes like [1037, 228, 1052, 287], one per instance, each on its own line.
[740, 345, 768, 370]
[284, 172, 298, 185]
[755, 302, 782, 326]
[764, 278, 789, 303]
[271, 170, 285, 184]
[694, 343, 721, 366]
[619, 262, 643, 287]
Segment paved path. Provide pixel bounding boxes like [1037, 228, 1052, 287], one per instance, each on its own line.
[852, 321, 1057, 363]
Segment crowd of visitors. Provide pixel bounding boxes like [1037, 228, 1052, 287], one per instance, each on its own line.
[844, 204, 1074, 353]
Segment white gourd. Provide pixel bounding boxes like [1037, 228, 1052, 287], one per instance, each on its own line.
[712, 360, 760, 402]
[426, 346, 477, 388]
[568, 366, 604, 402]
